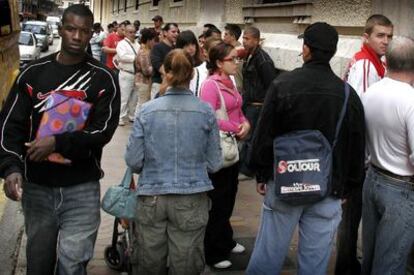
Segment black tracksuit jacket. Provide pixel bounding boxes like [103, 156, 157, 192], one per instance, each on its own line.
[0, 53, 120, 187]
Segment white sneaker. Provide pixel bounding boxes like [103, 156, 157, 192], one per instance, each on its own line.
[231, 243, 245, 253]
[213, 260, 232, 269]
[118, 120, 125, 126]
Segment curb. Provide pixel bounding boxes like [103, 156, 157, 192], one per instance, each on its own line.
[0, 197, 24, 275]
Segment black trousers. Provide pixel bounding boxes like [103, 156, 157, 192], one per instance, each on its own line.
[335, 184, 363, 275]
[239, 105, 262, 177]
[204, 163, 239, 265]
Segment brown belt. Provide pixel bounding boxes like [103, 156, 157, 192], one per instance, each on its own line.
[372, 165, 414, 184]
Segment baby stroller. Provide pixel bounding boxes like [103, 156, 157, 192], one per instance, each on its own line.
[104, 171, 138, 274]
[104, 217, 136, 273]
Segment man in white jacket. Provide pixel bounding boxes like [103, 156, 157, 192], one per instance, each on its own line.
[336, 14, 393, 275]
[116, 24, 140, 125]
[345, 14, 393, 96]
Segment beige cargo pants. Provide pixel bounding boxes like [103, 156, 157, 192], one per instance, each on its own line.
[131, 192, 210, 275]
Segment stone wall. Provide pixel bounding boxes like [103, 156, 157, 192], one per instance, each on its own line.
[225, 0, 244, 24]
[261, 32, 362, 77]
[312, 0, 371, 26]
[372, 0, 414, 37]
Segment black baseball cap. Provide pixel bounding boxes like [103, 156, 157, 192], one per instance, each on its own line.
[298, 22, 338, 52]
[152, 15, 163, 22]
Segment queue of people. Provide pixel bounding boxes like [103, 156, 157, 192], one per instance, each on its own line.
[2, 3, 414, 275]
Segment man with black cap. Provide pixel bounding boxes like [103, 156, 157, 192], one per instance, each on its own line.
[246, 22, 365, 275]
[151, 15, 163, 42]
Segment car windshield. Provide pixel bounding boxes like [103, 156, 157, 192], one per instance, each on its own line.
[47, 21, 59, 27]
[23, 24, 47, 35]
[19, 33, 34, 46]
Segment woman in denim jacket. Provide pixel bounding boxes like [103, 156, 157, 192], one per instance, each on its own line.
[199, 42, 251, 269]
[125, 49, 222, 275]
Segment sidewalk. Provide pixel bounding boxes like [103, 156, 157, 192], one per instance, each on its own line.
[86, 125, 267, 275]
[12, 124, 340, 274]
[0, 185, 24, 275]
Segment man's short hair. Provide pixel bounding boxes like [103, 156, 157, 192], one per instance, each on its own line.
[244, 26, 260, 39]
[204, 27, 221, 39]
[364, 14, 393, 35]
[204, 23, 217, 30]
[93, 22, 101, 31]
[386, 36, 414, 73]
[162, 22, 179, 32]
[225, 24, 242, 40]
[62, 4, 93, 25]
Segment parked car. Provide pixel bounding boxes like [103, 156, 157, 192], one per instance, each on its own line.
[22, 21, 52, 52]
[50, 24, 59, 38]
[46, 15, 60, 25]
[46, 16, 60, 38]
[46, 23, 54, 45]
[19, 31, 40, 69]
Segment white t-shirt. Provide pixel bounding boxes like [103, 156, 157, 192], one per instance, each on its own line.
[362, 77, 414, 176]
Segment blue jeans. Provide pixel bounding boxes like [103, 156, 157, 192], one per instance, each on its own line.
[362, 167, 414, 275]
[22, 181, 101, 275]
[247, 183, 342, 275]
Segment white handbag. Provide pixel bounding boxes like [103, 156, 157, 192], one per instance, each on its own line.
[214, 83, 239, 168]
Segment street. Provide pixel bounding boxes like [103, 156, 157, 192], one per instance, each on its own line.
[40, 35, 61, 58]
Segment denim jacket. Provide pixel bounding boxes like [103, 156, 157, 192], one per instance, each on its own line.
[125, 88, 223, 195]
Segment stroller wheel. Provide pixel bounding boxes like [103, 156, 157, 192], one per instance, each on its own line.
[104, 244, 124, 270]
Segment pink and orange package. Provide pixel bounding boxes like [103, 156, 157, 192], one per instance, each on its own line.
[36, 92, 92, 164]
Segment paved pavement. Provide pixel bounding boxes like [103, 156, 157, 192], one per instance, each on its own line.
[10, 123, 343, 275]
[86, 124, 266, 275]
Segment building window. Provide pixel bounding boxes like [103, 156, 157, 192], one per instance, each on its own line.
[152, 0, 159, 6]
[117, 0, 120, 12]
[135, 0, 139, 9]
[243, 0, 313, 23]
[172, 0, 182, 2]
[124, 0, 127, 11]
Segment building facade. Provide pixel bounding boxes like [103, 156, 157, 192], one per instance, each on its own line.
[60, 0, 89, 10]
[91, 0, 414, 76]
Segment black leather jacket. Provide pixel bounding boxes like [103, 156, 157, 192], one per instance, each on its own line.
[251, 60, 366, 198]
[242, 47, 278, 105]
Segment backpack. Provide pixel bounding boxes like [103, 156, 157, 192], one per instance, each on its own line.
[273, 84, 350, 205]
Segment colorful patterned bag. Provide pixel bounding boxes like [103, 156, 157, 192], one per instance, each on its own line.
[36, 93, 92, 164]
